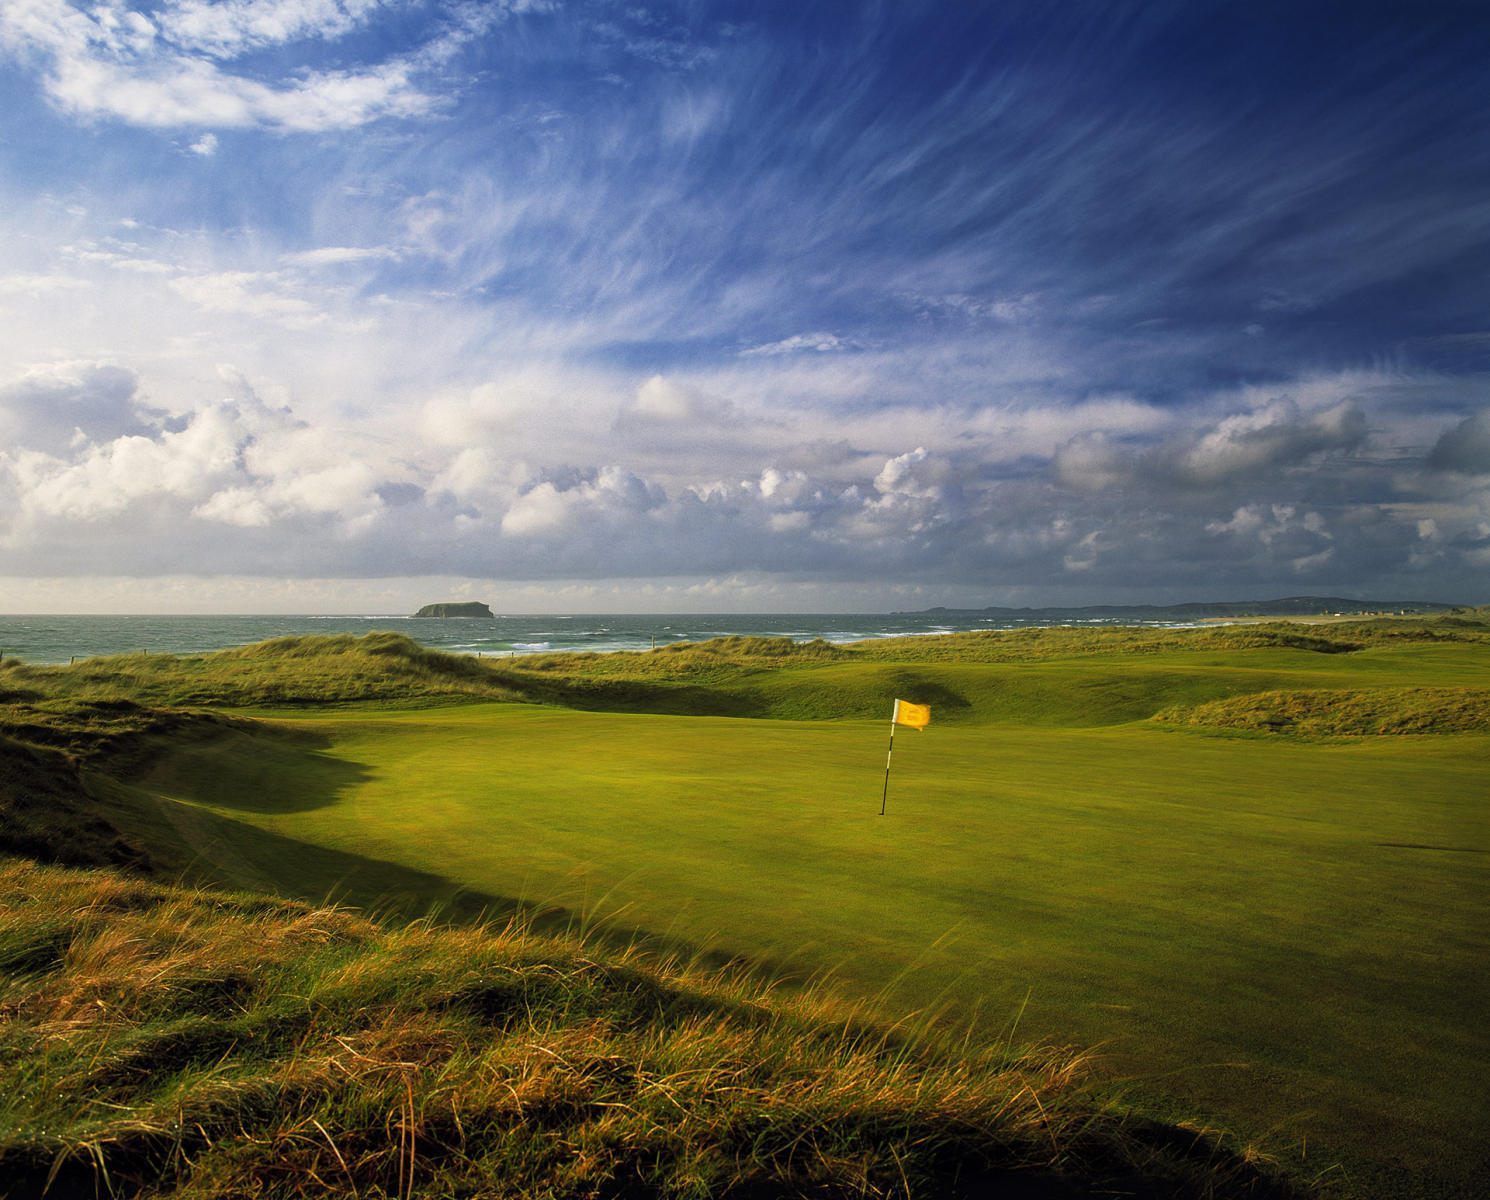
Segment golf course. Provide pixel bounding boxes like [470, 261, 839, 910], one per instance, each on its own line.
[3, 616, 1487, 1198]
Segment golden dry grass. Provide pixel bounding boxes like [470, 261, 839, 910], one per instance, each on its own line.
[0, 858, 1299, 1199]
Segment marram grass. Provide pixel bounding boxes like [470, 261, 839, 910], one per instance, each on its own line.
[1152, 686, 1490, 735]
[0, 859, 1297, 1200]
[0, 858, 1311, 1198]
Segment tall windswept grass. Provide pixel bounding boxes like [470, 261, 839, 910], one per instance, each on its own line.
[0, 859, 1300, 1199]
[1153, 687, 1490, 736]
[0, 632, 524, 710]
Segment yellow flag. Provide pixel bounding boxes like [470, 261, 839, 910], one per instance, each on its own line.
[893, 698, 930, 730]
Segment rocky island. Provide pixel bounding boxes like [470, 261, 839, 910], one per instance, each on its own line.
[412, 601, 495, 618]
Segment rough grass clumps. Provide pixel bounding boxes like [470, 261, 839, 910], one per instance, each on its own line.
[0, 735, 153, 871]
[656, 635, 847, 659]
[0, 860, 1301, 1200]
[515, 635, 849, 678]
[482, 637, 855, 717]
[2, 633, 529, 710]
[1153, 687, 1490, 736]
[0, 692, 247, 762]
[221, 631, 485, 670]
[850, 623, 1369, 663]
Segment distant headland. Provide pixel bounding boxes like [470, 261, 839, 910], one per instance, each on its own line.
[412, 601, 495, 618]
[895, 595, 1461, 620]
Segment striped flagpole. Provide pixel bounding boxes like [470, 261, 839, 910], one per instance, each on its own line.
[880, 700, 900, 816]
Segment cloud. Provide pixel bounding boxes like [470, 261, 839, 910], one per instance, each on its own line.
[739, 332, 857, 357]
[1205, 504, 1329, 546]
[2, 6, 1489, 604]
[625, 375, 724, 423]
[1175, 399, 1367, 486]
[1255, 291, 1318, 315]
[1050, 433, 1135, 494]
[1427, 409, 1490, 474]
[14, 406, 242, 521]
[0, 386, 394, 553]
[0, 0, 505, 132]
[2, 188, 1484, 600]
[282, 245, 399, 268]
[873, 447, 936, 499]
[0, 366, 1483, 600]
[613, 375, 742, 441]
[1051, 394, 1370, 494]
[0, 271, 92, 295]
[501, 467, 664, 538]
[169, 271, 331, 327]
[0, 362, 152, 455]
[157, 0, 387, 57]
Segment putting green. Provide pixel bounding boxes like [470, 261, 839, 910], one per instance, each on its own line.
[128, 700, 1490, 1194]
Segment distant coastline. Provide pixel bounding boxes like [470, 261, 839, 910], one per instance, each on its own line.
[894, 595, 1461, 621]
[1, 598, 1471, 666]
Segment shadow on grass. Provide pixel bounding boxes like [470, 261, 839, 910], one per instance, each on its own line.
[1375, 842, 1488, 854]
[123, 717, 374, 816]
[497, 672, 771, 717]
[876, 670, 976, 715]
[0, 734, 154, 872]
[3, 1118, 1305, 1200]
[130, 793, 827, 993]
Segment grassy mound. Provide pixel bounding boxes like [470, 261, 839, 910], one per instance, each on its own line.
[850, 624, 1374, 661]
[1155, 688, 1490, 736]
[0, 859, 1298, 1200]
[1, 633, 523, 710]
[0, 736, 151, 872]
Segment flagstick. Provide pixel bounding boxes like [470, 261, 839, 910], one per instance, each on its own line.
[880, 717, 897, 816]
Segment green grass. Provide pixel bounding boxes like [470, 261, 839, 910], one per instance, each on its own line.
[113, 703, 1489, 1199]
[4, 614, 1489, 1198]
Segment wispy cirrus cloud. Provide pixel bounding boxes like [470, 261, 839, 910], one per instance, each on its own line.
[739, 332, 858, 358]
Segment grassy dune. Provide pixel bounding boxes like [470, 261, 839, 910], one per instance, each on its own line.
[3, 615, 1488, 1198]
[7, 858, 1294, 1200]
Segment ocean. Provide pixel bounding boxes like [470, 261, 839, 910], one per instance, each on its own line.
[0, 610, 1187, 666]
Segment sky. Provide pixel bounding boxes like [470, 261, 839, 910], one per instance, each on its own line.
[1, 0, 1488, 614]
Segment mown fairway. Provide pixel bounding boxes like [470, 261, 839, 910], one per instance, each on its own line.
[110, 630, 1490, 1199]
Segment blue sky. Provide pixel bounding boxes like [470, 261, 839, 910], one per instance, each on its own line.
[1, 0, 1487, 613]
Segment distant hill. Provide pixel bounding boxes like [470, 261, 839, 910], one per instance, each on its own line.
[897, 595, 1462, 620]
[412, 601, 495, 618]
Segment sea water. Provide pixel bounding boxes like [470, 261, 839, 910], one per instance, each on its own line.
[0, 610, 1183, 666]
